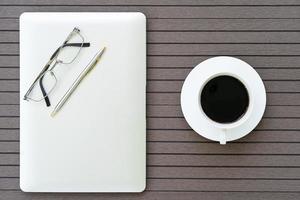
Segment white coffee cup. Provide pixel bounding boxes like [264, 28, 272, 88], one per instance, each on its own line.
[181, 56, 266, 144]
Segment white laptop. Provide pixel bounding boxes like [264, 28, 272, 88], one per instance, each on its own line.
[20, 12, 146, 192]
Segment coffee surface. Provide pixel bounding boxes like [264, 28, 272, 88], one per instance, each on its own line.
[200, 75, 249, 123]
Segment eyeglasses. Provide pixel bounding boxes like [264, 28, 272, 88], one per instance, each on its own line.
[23, 27, 90, 107]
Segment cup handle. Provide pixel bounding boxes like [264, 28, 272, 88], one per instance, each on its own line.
[220, 130, 227, 145]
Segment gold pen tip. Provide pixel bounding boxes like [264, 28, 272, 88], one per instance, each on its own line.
[50, 112, 56, 118]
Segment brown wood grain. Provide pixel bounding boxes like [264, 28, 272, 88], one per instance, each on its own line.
[4, 31, 300, 43]
[0, 6, 300, 18]
[1, 0, 300, 6]
[2, 165, 300, 179]
[3, 18, 300, 31]
[0, 191, 299, 200]
[1, 154, 300, 167]
[2, 55, 300, 68]
[1, 178, 300, 191]
[147, 93, 300, 106]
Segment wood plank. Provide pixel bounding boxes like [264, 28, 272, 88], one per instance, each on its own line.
[2, 105, 300, 118]
[147, 93, 300, 106]
[1, 127, 300, 143]
[4, 43, 300, 55]
[7, 89, 297, 108]
[148, 69, 300, 81]
[0, 92, 19, 104]
[148, 32, 300, 44]
[147, 105, 300, 118]
[3, 105, 300, 118]
[147, 44, 300, 56]
[0, 166, 18, 177]
[3, 19, 300, 31]
[0, 32, 18, 43]
[148, 155, 300, 167]
[148, 143, 300, 154]
[0, 154, 18, 165]
[1, 6, 300, 18]
[147, 80, 300, 93]
[0, 118, 19, 129]
[4, 68, 300, 81]
[4, 31, 300, 43]
[0, 191, 299, 200]
[3, 80, 300, 93]
[2, 141, 300, 154]
[0, 19, 18, 31]
[0, 56, 18, 67]
[147, 130, 300, 142]
[0, 68, 18, 79]
[2, 165, 300, 179]
[1, 0, 300, 6]
[0, 129, 18, 141]
[148, 56, 300, 69]
[0, 105, 18, 117]
[1, 154, 300, 167]
[2, 126, 300, 143]
[2, 55, 300, 68]
[148, 167, 300, 179]
[148, 118, 300, 130]
[0, 81, 18, 92]
[2, 178, 300, 191]
[149, 19, 300, 31]
[2, 116, 300, 130]
[147, 179, 300, 191]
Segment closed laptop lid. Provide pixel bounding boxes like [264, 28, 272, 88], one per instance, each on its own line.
[20, 12, 146, 192]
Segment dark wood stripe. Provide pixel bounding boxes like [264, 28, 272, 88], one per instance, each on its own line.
[0, 191, 299, 200]
[2, 141, 300, 154]
[0, 68, 300, 81]
[147, 118, 300, 130]
[2, 56, 300, 68]
[3, 117, 300, 130]
[2, 166, 300, 179]
[1, 129, 300, 143]
[147, 69, 300, 80]
[148, 154, 300, 167]
[147, 105, 300, 118]
[4, 19, 300, 31]
[2, 154, 300, 167]
[2, 129, 300, 143]
[147, 130, 300, 143]
[1, 0, 300, 6]
[2, 105, 300, 118]
[147, 80, 300, 93]
[4, 43, 300, 55]
[4, 31, 300, 43]
[3, 80, 300, 92]
[4, 69, 300, 81]
[147, 44, 300, 56]
[147, 93, 300, 106]
[1, 6, 300, 18]
[147, 179, 300, 191]
[147, 56, 300, 69]
[1, 178, 300, 191]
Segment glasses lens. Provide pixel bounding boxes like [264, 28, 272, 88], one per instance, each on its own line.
[27, 71, 57, 102]
[56, 32, 84, 64]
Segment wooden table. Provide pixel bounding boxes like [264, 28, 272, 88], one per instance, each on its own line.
[0, 0, 300, 199]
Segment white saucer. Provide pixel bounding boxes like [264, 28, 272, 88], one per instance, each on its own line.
[180, 56, 266, 144]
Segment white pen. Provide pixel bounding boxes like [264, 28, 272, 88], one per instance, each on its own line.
[51, 47, 106, 117]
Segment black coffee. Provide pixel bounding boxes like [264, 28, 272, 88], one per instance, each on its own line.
[200, 75, 249, 123]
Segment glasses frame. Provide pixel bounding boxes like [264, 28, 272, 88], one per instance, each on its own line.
[23, 27, 90, 106]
